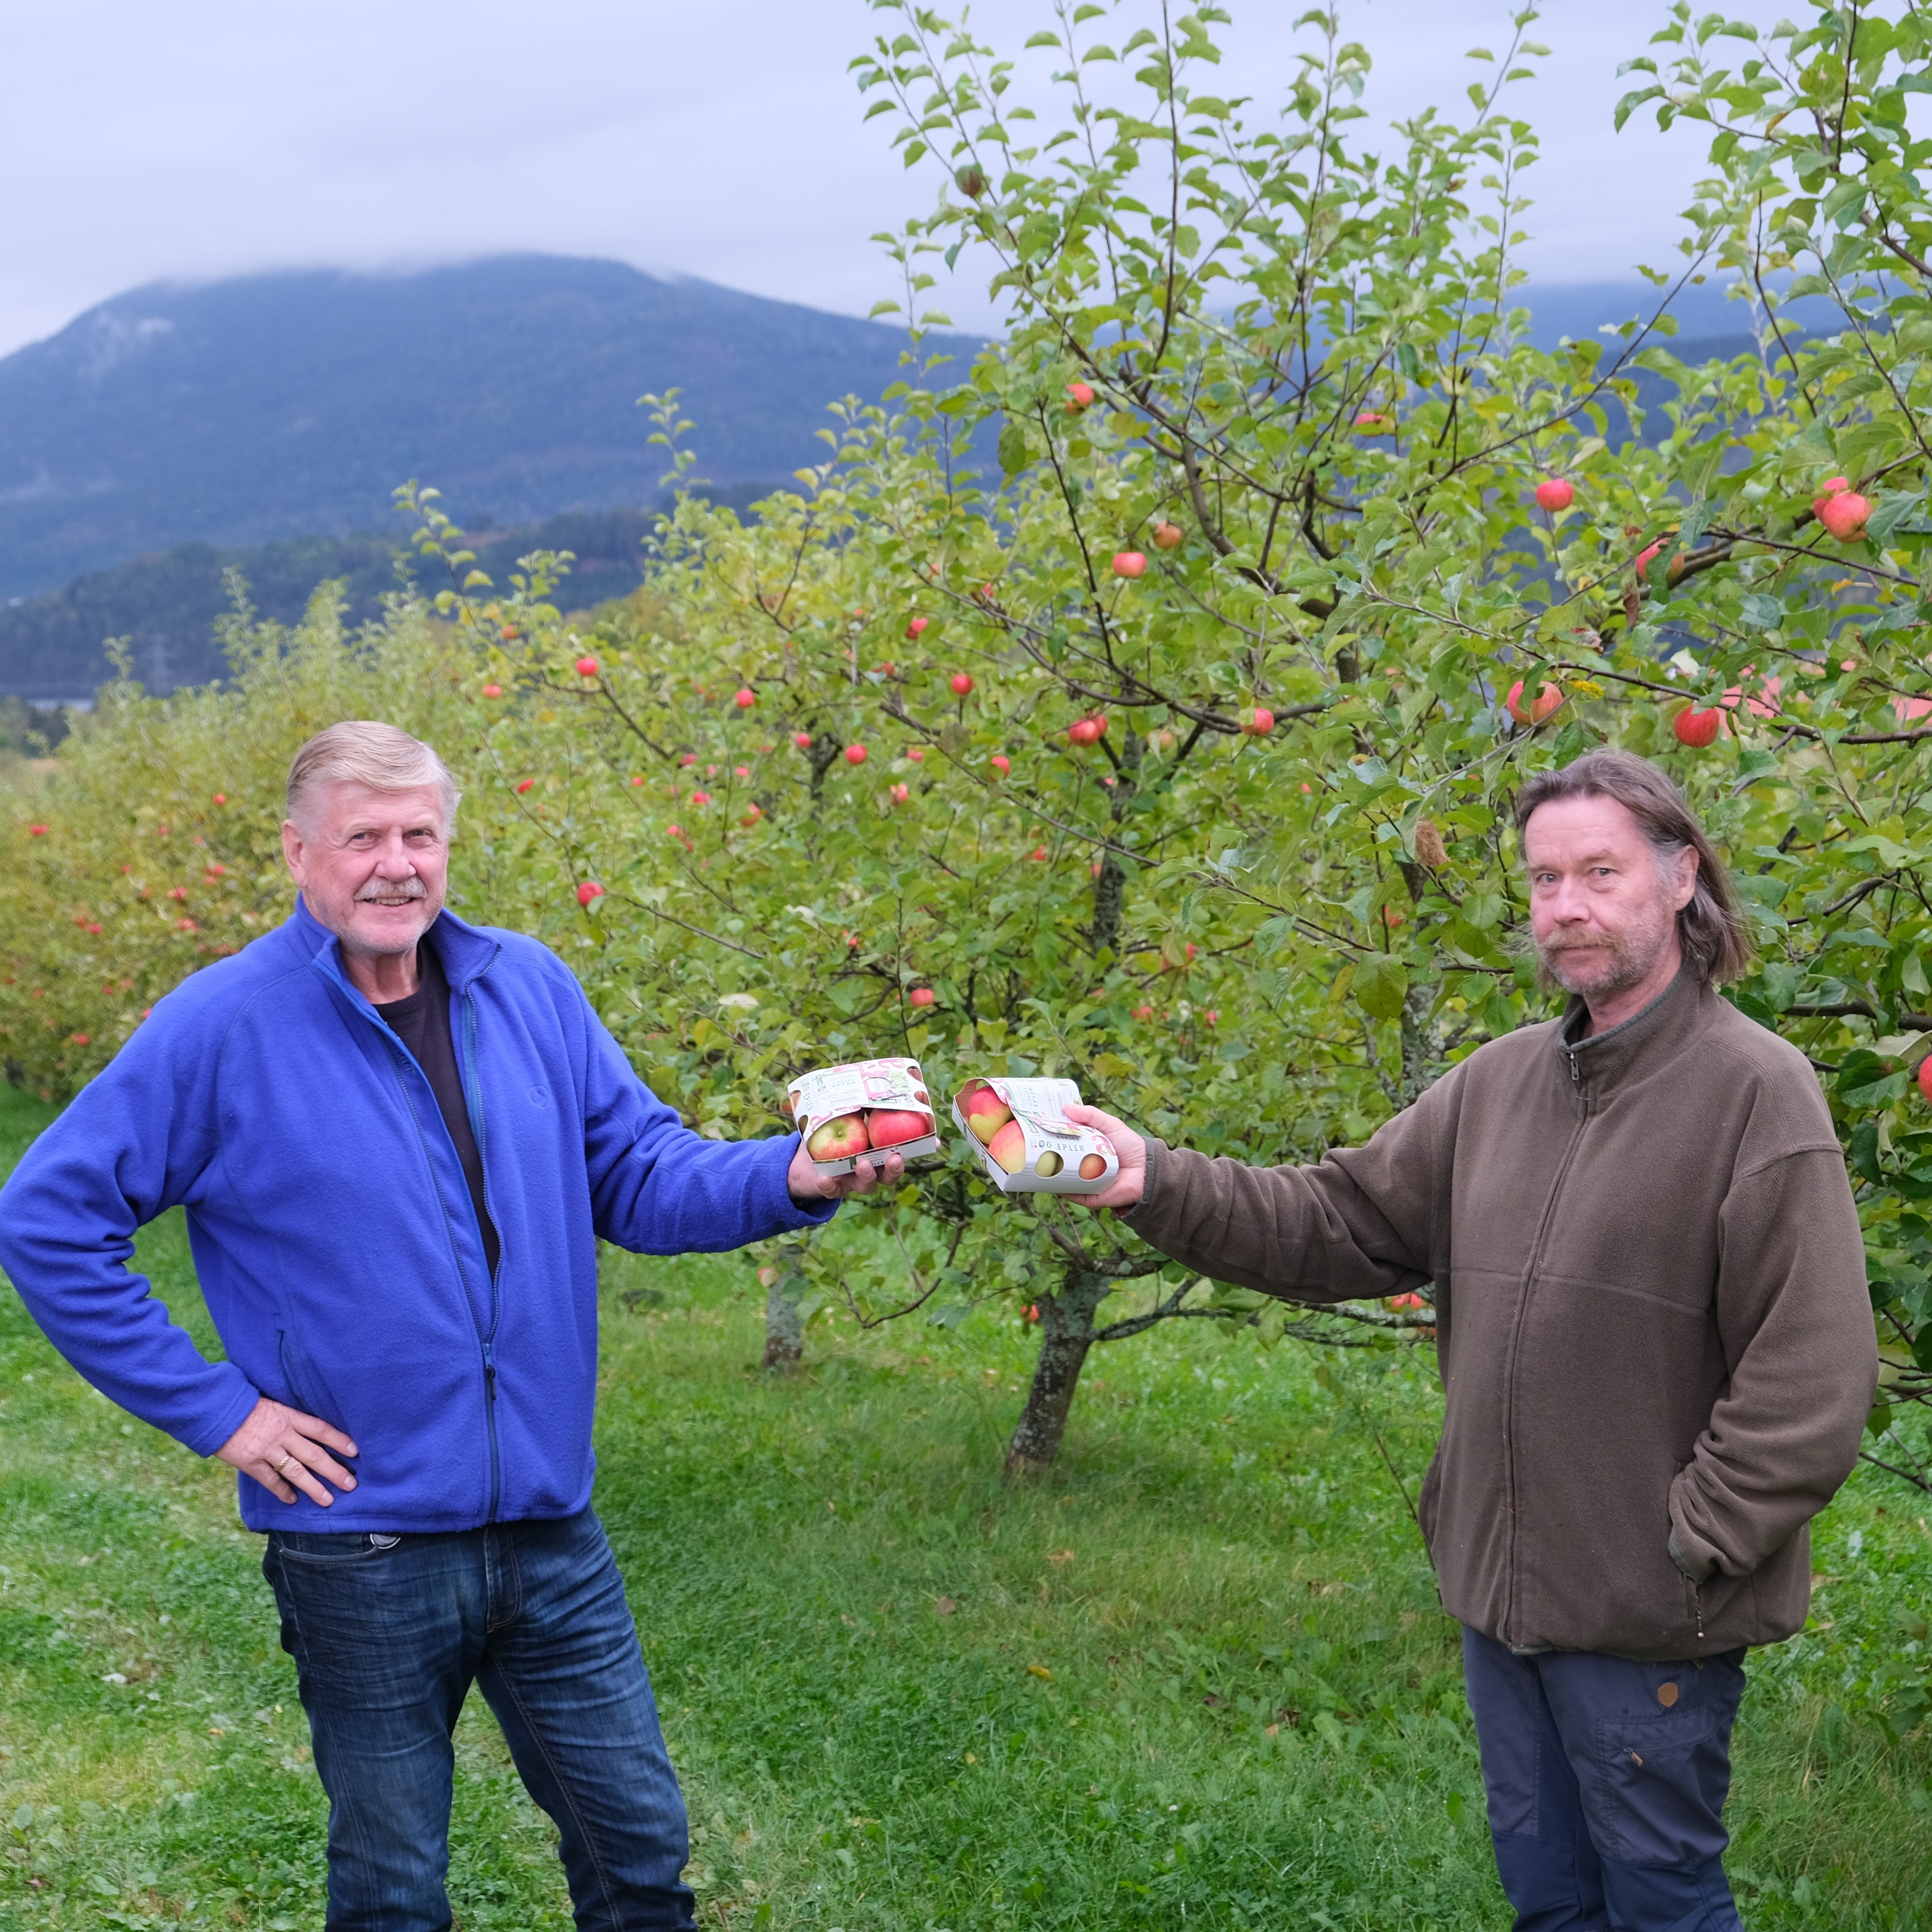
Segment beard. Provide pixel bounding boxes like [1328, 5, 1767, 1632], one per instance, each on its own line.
[1534, 894, 1679, 999]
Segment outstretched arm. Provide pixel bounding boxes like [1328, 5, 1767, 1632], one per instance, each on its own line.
[1061, 1080, 1458, 1305]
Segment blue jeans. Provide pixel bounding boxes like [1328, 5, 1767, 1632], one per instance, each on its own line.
[263, 1510, 696, 1932]
[1462, 1627, 1747, 1932]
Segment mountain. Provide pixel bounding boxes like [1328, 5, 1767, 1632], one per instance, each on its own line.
[0, 255, 968, 605]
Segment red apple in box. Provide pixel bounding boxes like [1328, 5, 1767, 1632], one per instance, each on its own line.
[986, 1119, 1028, 1174]
[866, 1108, 934, 1149]
[959, 1079, 1014, 1146]
[806, 1114, 869, 1162]
[1078, 1152, 1108, 1181]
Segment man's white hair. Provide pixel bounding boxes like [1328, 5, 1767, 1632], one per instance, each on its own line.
[286, 721, 460, 831]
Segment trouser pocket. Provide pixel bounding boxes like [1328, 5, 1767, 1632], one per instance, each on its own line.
[1590, 1655, 1746, 1867]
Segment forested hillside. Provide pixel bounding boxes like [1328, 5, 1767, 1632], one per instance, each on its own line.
[0, 255, 971, 602]
[0, 503, 770, 702]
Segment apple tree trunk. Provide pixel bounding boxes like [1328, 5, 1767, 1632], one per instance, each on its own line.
[762, 1243, 809, 1373]
[1004, 1270, 1117, 1477]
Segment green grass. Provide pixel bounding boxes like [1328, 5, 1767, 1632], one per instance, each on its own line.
[0, 1079, 1928, 1929]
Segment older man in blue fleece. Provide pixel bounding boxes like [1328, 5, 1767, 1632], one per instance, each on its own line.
[0, 720, 896, 1932]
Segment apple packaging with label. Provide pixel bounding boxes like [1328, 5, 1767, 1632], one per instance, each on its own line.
[786, 1057, 943, 1176]
[951, 1076, 1120, 1194]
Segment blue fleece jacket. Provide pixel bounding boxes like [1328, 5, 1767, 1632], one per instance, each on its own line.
[0, 899, 834, 1532]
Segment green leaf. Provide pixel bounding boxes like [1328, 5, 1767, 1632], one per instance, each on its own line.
[1758, 961, 1804, 1012]
[1865, 491, 1924, 545]
[1352, 953, 1409, 1023]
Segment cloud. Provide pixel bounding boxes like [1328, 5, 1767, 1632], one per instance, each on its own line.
[0, 0, 1789, 357]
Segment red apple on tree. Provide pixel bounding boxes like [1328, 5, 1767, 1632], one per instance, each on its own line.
[793, 731, 813, 750]
[1818, 491, 1872, 542]
[1534, 478, 1574, 512]
[950, 671, 974, 696]
[516, 778, 536, 794]
[845, 744, 867, 765]
[1064, 381, 1095, 412]
[806, 1114, 870, 1162]
[1919, 1057, 1932, 1107]
[1240, 707, 1274, 736]
[1152, 521, 1184, 549]
[1812, 476, 1851, 517]
[990, 754, 1010, 777]
[576, 881, 605, 907]
[890, 783, 910, 804]
[909, 986, 936, 1008]
[1506, 680, 1564, 726]
[1068, 718, 1100, 747]
[907, 615, 929, 640]
[482, 682, 503, 698]
[1112, 551, 1147, 579]
[1672, 706, 1722, 749]
[574, 656, 599, 679]
[735, 687, 756, 709]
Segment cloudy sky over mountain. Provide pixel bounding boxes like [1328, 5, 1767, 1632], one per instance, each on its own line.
[0, 0, 1780, 357]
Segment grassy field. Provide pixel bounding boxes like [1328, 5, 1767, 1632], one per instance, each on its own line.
[0, 1082, 1928, 1930]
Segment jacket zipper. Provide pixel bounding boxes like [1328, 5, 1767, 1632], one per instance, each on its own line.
[324, 948, 505, 1524]
[1498, 1040, 1592, 1645]
[453, 963, 504, 1521]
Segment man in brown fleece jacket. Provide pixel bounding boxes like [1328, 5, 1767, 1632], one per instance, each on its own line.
[1066, 750, 1876, 1932]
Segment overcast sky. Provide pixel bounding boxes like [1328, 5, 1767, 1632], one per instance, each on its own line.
[0, 0, 1783, 360]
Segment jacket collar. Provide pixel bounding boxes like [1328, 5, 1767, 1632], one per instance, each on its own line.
[1554, 968, 1714, 1091]
[287, 895, 502, 1000]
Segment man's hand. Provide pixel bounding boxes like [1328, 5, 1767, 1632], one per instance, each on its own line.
[787, 1139, 907, 1204]
[216, 1395, 359, 1507]
[1061, 1103, 1147, 1211]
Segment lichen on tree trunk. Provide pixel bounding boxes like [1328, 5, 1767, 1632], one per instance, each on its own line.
[763, 1243, 809, 1372]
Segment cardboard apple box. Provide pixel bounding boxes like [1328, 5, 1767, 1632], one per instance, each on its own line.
[786, 1056, 942, 1175]
[950, 1075, 1121, 1195]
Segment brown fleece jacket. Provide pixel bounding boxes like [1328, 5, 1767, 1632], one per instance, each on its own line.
[1123, 974, 1877, 1659]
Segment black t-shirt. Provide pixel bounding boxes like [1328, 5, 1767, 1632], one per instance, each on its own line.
[375, 939, 502, 1279]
